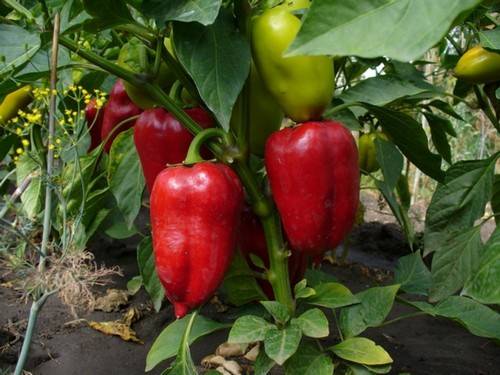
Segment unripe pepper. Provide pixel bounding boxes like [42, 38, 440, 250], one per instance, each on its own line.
[117, 37, 176, 109]
[134, 107, 214, 192]
[151, 129, 244, 318]
[230, 63, 284, 156]
[85, 98, 104, 151]
[251, 5, 334, 122]
[454, 45, 500, 84]
[358, 132, 388, 174]
[0, 86, 32, 124]
[239, 206, 307, 299]
[101, 80, 142, 153]
[265, 121, 359, 255]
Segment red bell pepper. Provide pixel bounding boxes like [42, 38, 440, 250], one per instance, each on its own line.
[151, 161, 243, 318]
[101, 80, 142, 152]
[85, 98, 104, 151]
[239, 206, 307, 299]
[134, 107, 214, 193]
[265, 121, 359, 255]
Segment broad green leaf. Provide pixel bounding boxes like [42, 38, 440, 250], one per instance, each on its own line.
[348, 363, 392, 375]
[427, 100, 463, 123]
[142, 0, 221, 26]
[306, 282, 359, 309]
[82, 0, 133, 25]
[330, 337, 393, 366]
[480, 28, 500, 51]
[16, 153, 42, 218]
[394, 252, 431, 296]
[162, 313, 198, 375]
[339, 285, 400, 338]
[462, 228, 500, 304]
[294, 280, 316, 300]
[260, 301, 290, 325]
[284, 342, 334, 375]
[434, 296, 500, 340]
[375, 138, 403, 190]
[221, 251, 267, 306]
[304, 268, 337, 287]
[429, 226, 482, 302]
[254, 350, 275, 375]
[264, 325, 302, 365]
[292, 308, 329, 338]
[0, 135, 16, 161]
[173, 10, 251, 130]
[107, 128, 145, 229]
[228, 315, 275, 344]
[127, 275, 142, 295]
[425, 113, 452, 164]
[424, 154, 498, 255]
[327, 106, 361, 130]
[137, 237, 164, 312]
[367, 105, 444, 182]
[492, 175, 500, 225]
[146, 313, 229, 371]
[0, 24, 40, 75]
[337, 75, 438, 108]
[287, 0, 482, 61]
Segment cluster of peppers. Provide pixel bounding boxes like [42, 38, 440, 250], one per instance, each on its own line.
[83, 0, 360, 319]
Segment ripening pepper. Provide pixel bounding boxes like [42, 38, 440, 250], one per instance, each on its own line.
[0, 86, 32, 124]
[151, 160, 244, 318]
[239, 206, 307, 299]
[454, 45, 500, 84]
[251, 5, 334, 122]
[265, 121, 359, 255]
[85, 98, 104, 151]
[117, 37, 176, 109]
[358, 132, 388, 174]
[101, 80, 142, 153]
[230, 63, 284, 156]
[134, 107, 214, 192]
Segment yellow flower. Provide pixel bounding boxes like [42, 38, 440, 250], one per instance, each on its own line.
[12, 117, 19, 123]
[16, 128, 22, 135]
[55, 138, 61, 144]
[59, 119, 65, 126]
[16, 147, 23, 155]
[48, 144, 55, 150]
[21, 139, 29, 147]
[14, 156, 19, 162]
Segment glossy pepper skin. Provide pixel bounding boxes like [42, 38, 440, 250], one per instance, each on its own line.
[134, 107, 214, 192]
[231, 63, 284, 156]
[239, 206, 307, 299]
[454, 46, 500, 84]
[117, 37, 176, 109]
[251, 6, 334, 122]
[151, 162, 244, 318]
[85, 98, 104, 151]
[101, 80, 142, 153]
[358, 132, 388, 174]
[0, 86, 32, 124]
[265, 121, 359, 255]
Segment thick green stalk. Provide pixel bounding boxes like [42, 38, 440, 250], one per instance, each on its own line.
[184, 128, 231, 164]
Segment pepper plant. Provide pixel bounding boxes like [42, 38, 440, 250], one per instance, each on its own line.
[0, 0, 499, 375]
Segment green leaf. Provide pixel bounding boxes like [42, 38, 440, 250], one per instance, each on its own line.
[306, 282, 359, 309]
[479, 28, 500, 51]
[228, 315, 275, 344]
[366, 104, 444, 182]
[338, 75, 438, 107]
[375, 138, 403, 190]
[287, 0, 482, 61]
[331, 337, 392, 366]
[429, 226, 482, 302]
[107, 128, 145, 229]
[254, 350, 275, 375]
[292, 308, 329, 338]
[348, 363, 392, 375]
[137, 237, 164, 312]
[142, 0, 221, 26]
[394, 252, 431, 296]
[424, 154, 498, 255]
[284, 342, 334, 375]
[127, 275, 142, 295]
[260, 301, 290, 325]
[16, 153, 42, 219]
[0, 135, 16, 161]
[264, 325, 302, 365]
[0, 24, 40, 75]
[146, 313, 229, 371]
[339, 285, 400, 338]
[82, 0, 133, 25]
[221, 251, 267, 306]
[173, 10, 251, 130]
[294, 280, 316, 300]
[492, 175, 500, 225]
[304, 268, 337, 287]
[434, 296, 500, 340]
[462, 228, 500, 304]
[327, 106, 361, 131]
[428, 100, 463, 123]
[162, 313, 198, 375]
[425, 112, 453, 164]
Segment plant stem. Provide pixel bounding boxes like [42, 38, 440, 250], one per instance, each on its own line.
[14, 14, 61, 375]
[184, 128, 231, 164]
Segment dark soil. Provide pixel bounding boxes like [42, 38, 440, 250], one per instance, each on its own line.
[1, 222, 499, 375]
